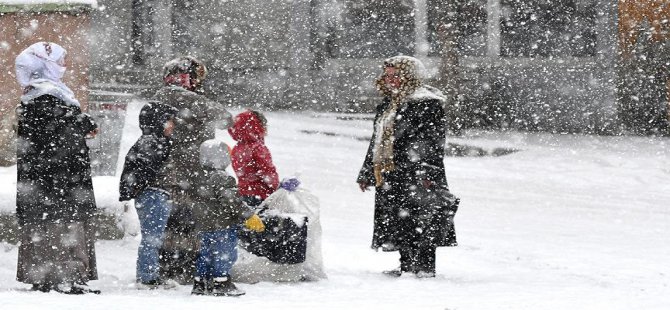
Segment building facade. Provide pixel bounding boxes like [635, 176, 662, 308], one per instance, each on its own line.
[85, 0, 667, 134]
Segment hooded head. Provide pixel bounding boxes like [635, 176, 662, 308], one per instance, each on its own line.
[375, 55, 426, 99]
[162, 56, 208, 92]
[15, 42, 67, 89]
[15, 42, 80, 107]
[139, 102, 178, 136]
[200, 139, 231, 170]
[227, 110, 267, 143]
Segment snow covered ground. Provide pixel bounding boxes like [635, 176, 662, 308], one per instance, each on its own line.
[0, 99, 669, 309]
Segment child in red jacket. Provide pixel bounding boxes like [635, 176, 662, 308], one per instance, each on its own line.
[228, 110, 279, 207]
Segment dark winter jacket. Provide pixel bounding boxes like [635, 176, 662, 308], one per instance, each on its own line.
[15, 95, 98, 225]
[150, 86, 233, 205]
[358, 87, 457, 250]
[228, 110, 279, 200]
[119, 102, 177, 201]
[191, 168, 252, 232]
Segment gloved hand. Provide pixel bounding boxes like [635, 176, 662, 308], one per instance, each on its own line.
[280, 177, 301, 192]
[244, 214, 265, 232]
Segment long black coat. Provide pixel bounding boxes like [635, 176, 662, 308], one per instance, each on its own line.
[16, 95, 98, 225]
[358, 94, 457, 251]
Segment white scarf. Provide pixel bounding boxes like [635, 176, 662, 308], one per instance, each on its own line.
[15, 42, 80, 107]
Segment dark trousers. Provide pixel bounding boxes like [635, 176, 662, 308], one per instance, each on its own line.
[241, 195, 263, 208]
[399, 245, 436, 273]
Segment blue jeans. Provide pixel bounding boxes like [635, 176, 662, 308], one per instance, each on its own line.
[135, 189, 172, 283]
[195, 228, 239, 279]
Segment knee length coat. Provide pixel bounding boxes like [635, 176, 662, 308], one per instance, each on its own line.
[357, 87, 457, 251]
[16, 95, 98, 225]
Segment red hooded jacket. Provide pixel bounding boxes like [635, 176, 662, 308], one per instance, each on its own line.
[228, 111, 279, 200]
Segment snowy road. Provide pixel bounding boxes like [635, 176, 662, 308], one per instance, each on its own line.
[0, 100, 669, 309]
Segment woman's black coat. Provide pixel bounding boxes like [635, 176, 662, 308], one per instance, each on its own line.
[358, 95, 457, 251]
[16, 95, 98, 225]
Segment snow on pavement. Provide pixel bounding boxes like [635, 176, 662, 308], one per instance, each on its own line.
[0, 99, 668, 309]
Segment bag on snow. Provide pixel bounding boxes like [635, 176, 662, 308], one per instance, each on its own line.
[233, 187, 326, 282]
[411, 185, 460, 247]
[238, 211, 308, 264]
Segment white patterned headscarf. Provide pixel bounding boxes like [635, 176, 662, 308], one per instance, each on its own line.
[15, 42, 80, 107]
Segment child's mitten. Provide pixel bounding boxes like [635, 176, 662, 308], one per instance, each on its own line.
[280, 177, 301, 192]
[244, 214, 265, 232]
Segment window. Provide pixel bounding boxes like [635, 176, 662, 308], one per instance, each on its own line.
[427, 0, 488, 57]
[499, 0, 596, 57]
[335, 0, 415, 58]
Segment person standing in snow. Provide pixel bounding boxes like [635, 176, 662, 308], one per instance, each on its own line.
[14, 42, 100, 294]
[357, 56, 458, 278]
[227, 110, 280, 207]
[119, 102, 178, 288]
[153, 56, 234, 284]
[190, 140, 265, 296]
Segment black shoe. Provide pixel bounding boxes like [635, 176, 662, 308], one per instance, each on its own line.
[382, 268, 403, 277]
[191, 277, 207, 295]
[137, 278, 178, 290]
[72, 283, 101, 294]
[31, 283, 53, 293]
[383, 264, 416, 277]
[53, 283, 101, 295]
[415, 270, 436, 278]
[210, 277, 245, 297]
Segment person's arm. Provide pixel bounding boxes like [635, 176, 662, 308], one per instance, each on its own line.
[215, 173, 253, 220]
[357, 101, 386, 190]
[357, 136, 376, 191]
[214, 173, 264, 232]
[252, 143, 280, 191]
[202, 97, 233, 129]
[76, 112, 98, 137]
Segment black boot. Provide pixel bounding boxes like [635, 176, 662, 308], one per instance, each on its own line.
[383, 248, 416, 277]
[382, 267, 402, 277]
[31, 283, 53, 292]
[399, 247, 417, 273]
[415, 246, 436, 278]
[53, 283, 94, 295]
[191, 277, 207, 295]
[210, 277, 245, 297]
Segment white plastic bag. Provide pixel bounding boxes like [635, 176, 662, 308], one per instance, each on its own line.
[232, 187, 326, 282]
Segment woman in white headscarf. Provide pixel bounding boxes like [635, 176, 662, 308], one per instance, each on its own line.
[357, 56, 459, 278]
[14, 42, 100, 294]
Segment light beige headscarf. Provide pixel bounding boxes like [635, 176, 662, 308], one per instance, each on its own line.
[372, 56, 424, 186]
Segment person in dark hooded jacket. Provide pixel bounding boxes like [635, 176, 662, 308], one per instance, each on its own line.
[119, 102, 178, 288]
